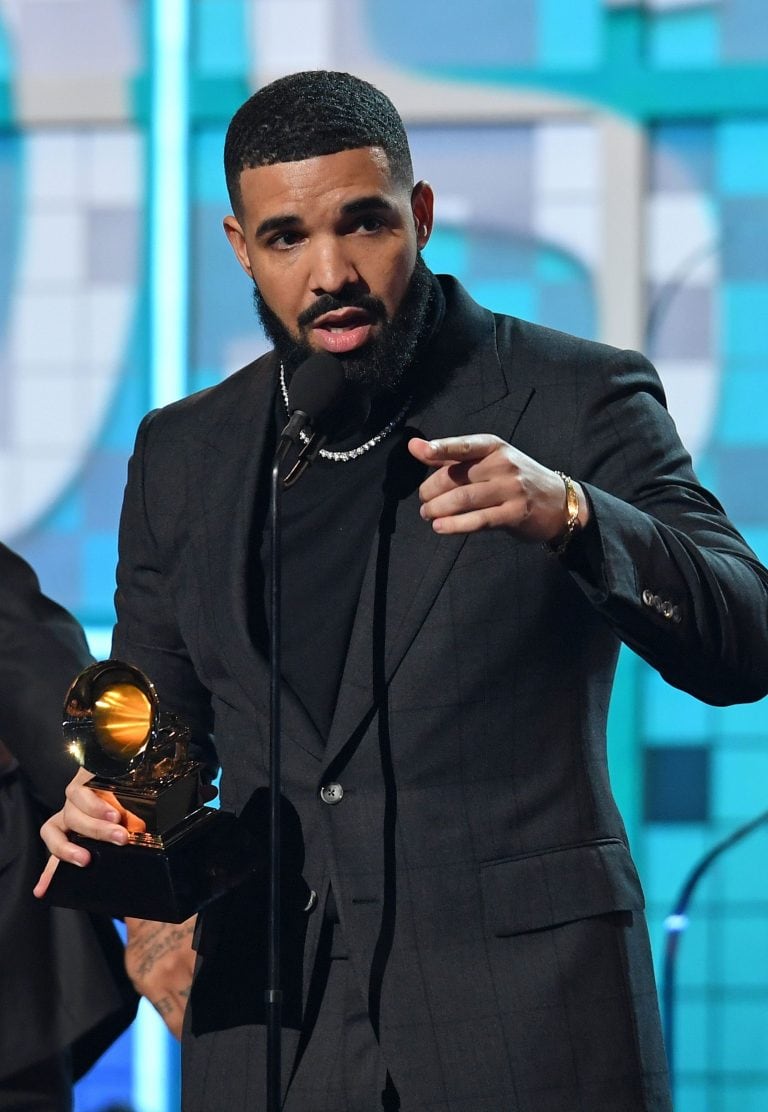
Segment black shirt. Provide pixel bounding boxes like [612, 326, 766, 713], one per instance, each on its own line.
[252, 278, 446, 742]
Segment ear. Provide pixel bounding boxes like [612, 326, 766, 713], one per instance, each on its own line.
[411, 180, 434, 250]
[223, 215, 253, 277]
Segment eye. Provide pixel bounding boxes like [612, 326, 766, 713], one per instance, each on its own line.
[354, 216, 384, 234]
[269, 230, 304, 250]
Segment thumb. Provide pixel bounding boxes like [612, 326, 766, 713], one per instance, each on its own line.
[408, 434, 502, 466]
[407, 437, 440, 465]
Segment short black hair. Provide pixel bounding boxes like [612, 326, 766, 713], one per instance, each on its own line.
[224, 70, 414, 217]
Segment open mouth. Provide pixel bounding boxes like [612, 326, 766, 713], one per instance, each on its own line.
[311, 307, 376, 354]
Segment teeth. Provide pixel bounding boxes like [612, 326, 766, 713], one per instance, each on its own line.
[321, 319, 367, 332]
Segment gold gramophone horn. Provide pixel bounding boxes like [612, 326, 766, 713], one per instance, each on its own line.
[92, 682, 152, 758]
[63, 660, 159, 779]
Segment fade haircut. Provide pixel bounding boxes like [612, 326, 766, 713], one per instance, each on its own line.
[224, 70, 414, 218]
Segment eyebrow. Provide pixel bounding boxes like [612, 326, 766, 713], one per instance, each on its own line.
[255, 213, 302, 239]
[340, 195, 397, 217]
[254, 195, 397, 240]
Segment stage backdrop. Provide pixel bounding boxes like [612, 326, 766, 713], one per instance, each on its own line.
[0, 2, 766, 1110]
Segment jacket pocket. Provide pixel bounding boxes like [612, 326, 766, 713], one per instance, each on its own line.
[480, 838, 644, 937]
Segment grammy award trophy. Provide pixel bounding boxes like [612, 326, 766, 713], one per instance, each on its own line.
[44, 660, 259, 922]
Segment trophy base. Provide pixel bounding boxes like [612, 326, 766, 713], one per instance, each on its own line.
[45, 808, 260, 922]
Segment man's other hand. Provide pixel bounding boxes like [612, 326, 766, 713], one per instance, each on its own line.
[124, 915, 197, 1040]
[408, 435, 589, 541]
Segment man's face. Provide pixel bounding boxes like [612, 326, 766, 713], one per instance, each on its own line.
[223, 147, 434, 390]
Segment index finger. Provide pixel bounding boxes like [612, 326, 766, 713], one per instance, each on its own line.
[33, 854, 61, 899]
[408, 434, 504, 466]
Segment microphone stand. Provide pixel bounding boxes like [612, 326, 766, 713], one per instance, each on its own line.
[267, 446, 285, 1112]
[661, 806, 768, 1098]
[266, 428, 325, 1111]
[265, 357, 344, 1108]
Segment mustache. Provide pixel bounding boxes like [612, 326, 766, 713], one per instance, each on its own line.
[297, 293, 387, 329]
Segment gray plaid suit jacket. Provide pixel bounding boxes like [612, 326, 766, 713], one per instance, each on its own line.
[111, 277, 768, 1111]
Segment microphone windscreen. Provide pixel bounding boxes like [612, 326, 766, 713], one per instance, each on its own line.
[287, 354, 346, 429]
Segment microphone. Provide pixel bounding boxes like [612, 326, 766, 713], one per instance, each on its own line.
[279, 353, 347, 448]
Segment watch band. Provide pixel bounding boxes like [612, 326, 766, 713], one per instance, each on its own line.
[547, 471, 581, 556]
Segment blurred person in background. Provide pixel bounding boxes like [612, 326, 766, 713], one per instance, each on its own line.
[0, 541, 137, 1111]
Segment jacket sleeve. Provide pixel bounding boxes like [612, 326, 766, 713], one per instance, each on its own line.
[111, 410, 218, 776]
[561, 348, 768, 706]
[0, 542, 92, 810]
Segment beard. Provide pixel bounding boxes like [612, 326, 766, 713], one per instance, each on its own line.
[252, 253, 434, 396]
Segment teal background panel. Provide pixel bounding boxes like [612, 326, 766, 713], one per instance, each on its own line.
[423, 228, 470, 281]
[718, 367, 768, 444]
[710, 750, 768, 822]
[722, 284, 768, 360]
[718, 119, 768, 195]
[642, 670, 712, 745]
[192, 0, 250, 76]
[713, 696, 768, 742]
[537, 0, 601, 69]
[647, 9, 720, 69]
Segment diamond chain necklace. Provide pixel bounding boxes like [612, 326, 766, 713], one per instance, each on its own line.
[279, 363, 411, 462]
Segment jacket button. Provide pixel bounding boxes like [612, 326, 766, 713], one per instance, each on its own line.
[320, 782, 344, 805]
[303, 889, 318, 913]
[642, 588, 654, 607]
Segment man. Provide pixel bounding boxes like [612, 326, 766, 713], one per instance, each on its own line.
[0, 542, 137, 1110]
[37, 71, 768, 1111]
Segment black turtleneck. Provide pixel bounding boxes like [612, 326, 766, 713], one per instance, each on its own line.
[251, 276, 446, 743]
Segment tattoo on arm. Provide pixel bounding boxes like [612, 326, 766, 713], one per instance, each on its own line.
[127, 919, 196, 978]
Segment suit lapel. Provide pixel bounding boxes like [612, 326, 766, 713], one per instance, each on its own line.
[194, 280, 535, 767]
[325, 280, 534, 762]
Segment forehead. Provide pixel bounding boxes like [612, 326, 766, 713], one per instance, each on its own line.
[236, 146, 407, 223]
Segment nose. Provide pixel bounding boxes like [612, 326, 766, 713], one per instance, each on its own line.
[308, 236, 361, 297]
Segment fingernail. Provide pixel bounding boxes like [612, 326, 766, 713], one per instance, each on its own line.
[73, 851, 90, 867]
[111, 829, 129, 845]
[104, 809, 119, 822]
